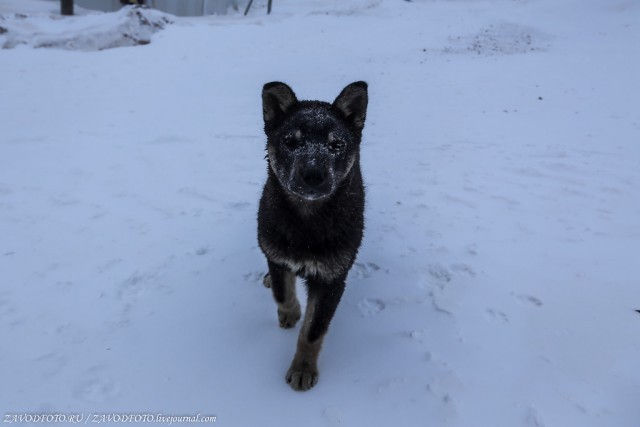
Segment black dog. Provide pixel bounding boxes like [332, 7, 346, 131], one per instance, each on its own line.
[257, 81, 368, 391]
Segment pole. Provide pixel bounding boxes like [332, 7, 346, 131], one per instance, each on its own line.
[243, 0, 255, 16]
[61, 0, 73, 15]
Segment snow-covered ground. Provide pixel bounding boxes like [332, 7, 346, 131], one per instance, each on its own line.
[1, 0, 639, 425]
[0, 1, 172, 50]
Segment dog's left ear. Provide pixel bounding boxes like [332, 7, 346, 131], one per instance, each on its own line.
[333, 81, 368, 131]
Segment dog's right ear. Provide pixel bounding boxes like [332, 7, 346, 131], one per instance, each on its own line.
[262, 82, 298, 130]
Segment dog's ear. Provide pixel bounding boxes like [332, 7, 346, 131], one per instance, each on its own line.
[333, 81, 368, 131]
[262, 82, 298, 130]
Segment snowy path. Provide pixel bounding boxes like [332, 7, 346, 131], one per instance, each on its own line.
[1, 0, 639, 425]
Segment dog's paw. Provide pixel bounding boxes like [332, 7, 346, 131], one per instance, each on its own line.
[263, 273, 272, 288]
[286, 361, 319, 391]
[278, 302, 301, 329]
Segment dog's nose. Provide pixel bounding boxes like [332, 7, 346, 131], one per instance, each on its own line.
[300, 166, 326, 188]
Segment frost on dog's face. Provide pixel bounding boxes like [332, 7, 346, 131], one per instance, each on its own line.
[262, 82, 368, 201]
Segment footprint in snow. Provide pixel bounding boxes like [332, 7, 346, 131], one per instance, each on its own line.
[243, 271, 265, 284]
[376, 377, 408, 393]
[323, 407, 344, 425]
[118, 272, 155, 303]
[33, 352, 68, 379]
[526, 407, 546, 427]
[425, 264, 452, 288]
[450, 263, 477, 277]
[0, 293, 14, 318]
[357, 298, 385, 317]
[485, 309, 509, 324]
[194, 246, 209, 256]
[227, 201, 251, 210]
[110, 271, 170, 329]
[466, 244, 478, 256]
[407, 329, 426, 342]
[351, 261, 382, 280]
[514, 293, 544, 307]
[73, 368, 121, 403]
[423, 263, 477, 290]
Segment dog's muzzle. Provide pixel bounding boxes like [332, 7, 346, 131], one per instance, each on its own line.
[291, 156, 333, 200]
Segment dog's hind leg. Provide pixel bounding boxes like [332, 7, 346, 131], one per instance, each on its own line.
[286, 275, 346, 391]
[265, 261, 301, 329]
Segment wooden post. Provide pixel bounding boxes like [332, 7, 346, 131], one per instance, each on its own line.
[244, 0, 272, 16]
[61, 0, 73, 15]
[243, 0, 255, 16]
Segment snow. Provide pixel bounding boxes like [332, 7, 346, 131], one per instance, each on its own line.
[1, 0, 639, 425]
[0, 5, 172, 50]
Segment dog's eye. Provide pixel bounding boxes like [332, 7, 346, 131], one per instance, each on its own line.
[283, 136, 299, 149]
[329, 139, 345, 154]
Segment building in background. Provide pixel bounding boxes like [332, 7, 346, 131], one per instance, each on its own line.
[70, 0, 239, 16]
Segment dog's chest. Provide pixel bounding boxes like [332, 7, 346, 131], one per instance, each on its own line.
[259, 230, 351, 281]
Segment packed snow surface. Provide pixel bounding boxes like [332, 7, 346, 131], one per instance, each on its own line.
[0, 3, 171, 50]
[1, 0, 639, 426]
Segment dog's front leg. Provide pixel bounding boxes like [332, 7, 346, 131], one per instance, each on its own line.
[286, 275, 346, 391]
[264, 260, 301, 329]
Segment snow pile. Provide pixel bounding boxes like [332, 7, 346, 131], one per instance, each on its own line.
[0, 6, 172, 50]
[444, 22, 549, 56]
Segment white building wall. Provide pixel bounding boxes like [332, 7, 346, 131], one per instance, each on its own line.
[73, 0, 237, 16]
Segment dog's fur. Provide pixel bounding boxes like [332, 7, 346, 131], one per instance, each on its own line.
[257, 81, 368, 391]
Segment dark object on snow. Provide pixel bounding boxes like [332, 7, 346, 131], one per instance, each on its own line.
[243, 0, 253, 15]
[257, 81, 368, 391]
[244, 0, 272, 16]
[121, 0, 145, 4]
[61, 0, 73, 16]
[635, 310, 640, 315]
